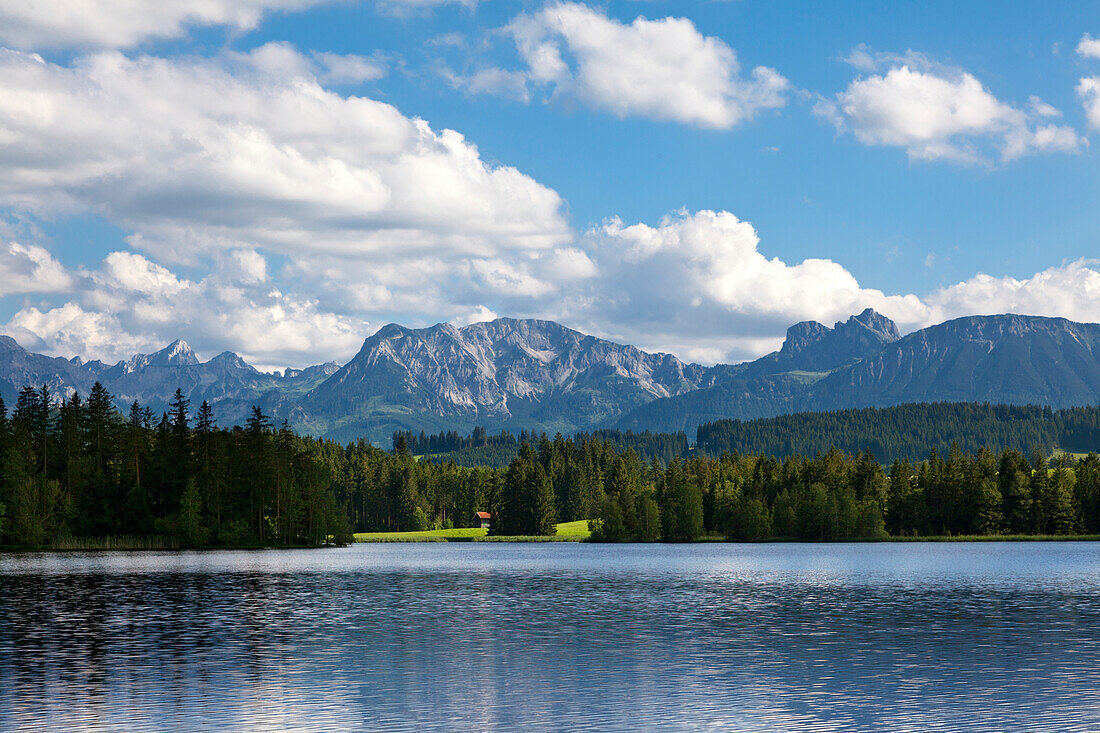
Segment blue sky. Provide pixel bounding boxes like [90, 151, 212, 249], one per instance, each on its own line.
[0, 0, 1098, 369]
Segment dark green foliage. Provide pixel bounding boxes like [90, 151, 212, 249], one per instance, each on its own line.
[594, 497, 626, 542]
[4, 381, 1100, 548]
[725, 497, 771, 541]
[406, 427, 690, 467]
[660, 459, 704, 541]
[0, 383, 349, 548]
[697, 403, 1100, 464]
[493, 444, 557, 536]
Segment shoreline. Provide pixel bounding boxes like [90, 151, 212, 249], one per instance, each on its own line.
[354, 533, 1100, 544]
[8, 534, 1100, 552]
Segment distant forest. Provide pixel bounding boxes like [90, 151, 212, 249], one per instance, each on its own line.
[396, 427, 690, 467]
[696, 403, 1100, 463]
[399, 403, 1100, 467]
[3, 386, 1100, 548]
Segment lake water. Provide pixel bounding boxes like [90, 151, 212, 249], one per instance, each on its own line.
[4, 543, 1100, 732]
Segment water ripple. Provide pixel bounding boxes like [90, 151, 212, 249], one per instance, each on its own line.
[3, 543, 1100, 731]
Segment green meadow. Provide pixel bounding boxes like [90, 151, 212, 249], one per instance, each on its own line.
[354, 520, 592, 542]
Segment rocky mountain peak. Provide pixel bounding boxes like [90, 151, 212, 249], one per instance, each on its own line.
[208, 351, 256, 372]
[371, 323, 411, 342]
[780, 321, 831, 357]
[120, 339, 200, 372]
[769, 308, 899, 373]
[842, 308, 901, 343]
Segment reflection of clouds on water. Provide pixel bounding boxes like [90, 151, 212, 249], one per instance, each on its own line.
[3, 543, 1100, 731]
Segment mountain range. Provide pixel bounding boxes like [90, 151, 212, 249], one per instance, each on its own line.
[3, 309, 1100, 443]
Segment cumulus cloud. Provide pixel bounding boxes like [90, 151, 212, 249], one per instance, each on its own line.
[0, 242, 74, 297]
[454, 2, 788, 129]
[560, 211, 1100, 363]
[0, 38, 1095, 368]
[1078, 34, 1100, 60]
[5, 207, 1100, 369]
[1079, 77, 1100, 130]
[0, 0, 331, 50]
[0, 1, 475, 50]
[4, 249, 365, 368]
[926, 261, 1100, 324]
[819, 50, 1084, 163]
[0, 45, 570, 265]
[0, 41, 592, 366]
[558, 210, 932, 362]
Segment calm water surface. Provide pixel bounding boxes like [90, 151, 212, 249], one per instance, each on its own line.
[3, 542, 1100, 731]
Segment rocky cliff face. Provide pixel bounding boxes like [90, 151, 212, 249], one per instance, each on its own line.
[304, 318, 711, 441]
[747, 308, 901, 376]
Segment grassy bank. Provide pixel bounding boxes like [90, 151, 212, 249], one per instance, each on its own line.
[354, 520, 592, 542]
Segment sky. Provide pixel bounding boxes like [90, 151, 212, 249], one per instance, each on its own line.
[0, 0, 1098, 370]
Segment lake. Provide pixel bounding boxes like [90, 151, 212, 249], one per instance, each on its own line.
[4, 542, 1100, 731]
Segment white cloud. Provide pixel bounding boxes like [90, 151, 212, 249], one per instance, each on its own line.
[5, 209, 1100, 369]
[0, 0, 330, 50]
[443, 66, 533, 102]
[0, 1, 475, 50]
[927, 261, 1100, 325]
[5, 302, 147, 361]
[820, 52, 1084, 163]
[1079, 77, 1100, 130]
[0, 37, 1096, 369]
[228, 250, 269, 284]
[313, 52, 386, 85]
[559, 211, 1100, 362]
[0, 45, 571, 265]
[1078, 34, 1100, 60]
[457, 2, 788, 129]
[4, 250, 365, 368]
[0, 241, 74, 297]
[1028, 95, 1061, 118]
[559, 209, 932, 362]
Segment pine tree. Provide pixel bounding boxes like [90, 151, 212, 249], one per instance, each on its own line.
[595, 496, 625, 541]
[1047, 457, 1078, 535]
[528, 460, 557, 536]
[661, 458, 703, 541]
[605, 455, 638, 539]
[245, 406, 273, 540]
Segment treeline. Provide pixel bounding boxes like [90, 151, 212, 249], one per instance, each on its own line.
[0, 384, 349, 548]
[593, 445, 1100, 542]
[5, 384, 1100, 548]
[349, 433, 1100, 542]
[341, 432, 627, 535]
[396, 426, 520, 457]
[397, 427, 689, 467]
[696, 403, 1100, 464]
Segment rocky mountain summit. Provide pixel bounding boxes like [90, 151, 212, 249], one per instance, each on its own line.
[3, 311, 1100, 443]
[304, 318, 710, 441]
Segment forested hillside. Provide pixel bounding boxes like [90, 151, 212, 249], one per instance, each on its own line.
[697, 403, 1100, 463]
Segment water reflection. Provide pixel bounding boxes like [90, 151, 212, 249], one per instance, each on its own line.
[3, 543, 1100, 731]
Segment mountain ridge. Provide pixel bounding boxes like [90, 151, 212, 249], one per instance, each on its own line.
[3, 311, 1100, 444]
